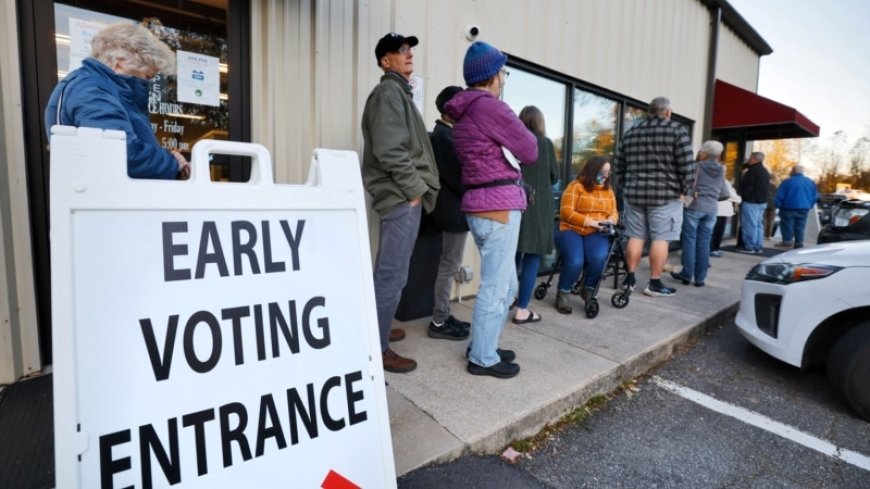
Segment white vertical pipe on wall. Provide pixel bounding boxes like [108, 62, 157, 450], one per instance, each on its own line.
[0, 0, 42, 382]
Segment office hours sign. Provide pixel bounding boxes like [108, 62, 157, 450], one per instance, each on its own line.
[49, 127, 396, 489]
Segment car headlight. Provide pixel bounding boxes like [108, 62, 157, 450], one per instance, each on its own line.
[746, 263, 842, 284]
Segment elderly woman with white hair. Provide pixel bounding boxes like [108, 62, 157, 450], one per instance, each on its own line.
[44, 22, 189, 180]
[671, 140, 731, 287]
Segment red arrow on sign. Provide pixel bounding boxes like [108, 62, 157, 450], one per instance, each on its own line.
[321, 469, 361, 489]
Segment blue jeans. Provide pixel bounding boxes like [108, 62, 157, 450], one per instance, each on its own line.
[678, 209, 716, 285]
[373, 202, 422, 352]
[467, 211, 521, 367]
[740, 202, 766, 251]
[554, 229, 610, 292]
[515, 253, 542, 309]
[779, 208, 809, 246]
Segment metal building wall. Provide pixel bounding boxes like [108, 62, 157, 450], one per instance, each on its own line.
[251, 0, 739, 182]
[0, 0, 41, 383]
[716, 24, 761, 91]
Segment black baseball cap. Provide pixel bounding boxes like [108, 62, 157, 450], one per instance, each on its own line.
[374, 32, 419, 63]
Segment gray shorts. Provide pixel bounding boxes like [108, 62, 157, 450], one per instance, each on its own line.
[624, 200, 683, 241]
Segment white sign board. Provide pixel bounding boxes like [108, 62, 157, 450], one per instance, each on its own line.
[176, 50, 221, 106]
[50, 127, 396, 489]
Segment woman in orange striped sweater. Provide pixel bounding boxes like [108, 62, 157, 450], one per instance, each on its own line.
[553, 156, 619, 314]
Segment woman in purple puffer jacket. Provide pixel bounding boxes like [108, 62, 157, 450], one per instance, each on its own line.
[444, 41, 537, 379]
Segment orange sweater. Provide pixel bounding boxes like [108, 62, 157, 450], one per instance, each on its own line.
[559, 180, 618, 236]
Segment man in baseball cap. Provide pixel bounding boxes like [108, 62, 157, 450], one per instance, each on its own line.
[362, 32, 440, 373]
[374, 32, 419, 64]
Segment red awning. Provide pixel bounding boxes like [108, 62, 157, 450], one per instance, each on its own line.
[712, 79, 820, 140]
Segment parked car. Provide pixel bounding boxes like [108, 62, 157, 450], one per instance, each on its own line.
[816, 199, 870, 244]
[817, 193, 847, 226]
[736, 240, 870, 421]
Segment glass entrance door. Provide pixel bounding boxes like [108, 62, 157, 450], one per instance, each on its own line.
[17, 0, 251, 365]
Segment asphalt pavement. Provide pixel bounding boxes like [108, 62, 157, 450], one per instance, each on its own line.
[398, 319, 870, 488]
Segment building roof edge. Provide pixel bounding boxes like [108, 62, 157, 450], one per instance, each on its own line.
[703, 0, 774, 56]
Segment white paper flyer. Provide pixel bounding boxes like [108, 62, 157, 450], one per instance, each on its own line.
[176, 50, 220, 107]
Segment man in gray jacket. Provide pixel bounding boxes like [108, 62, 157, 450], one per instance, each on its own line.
[362, 32, 440, 373]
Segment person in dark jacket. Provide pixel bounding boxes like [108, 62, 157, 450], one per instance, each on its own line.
[427, 86, 471, 340]
[44, 23, 189, 180]
[361, 32, 441, 374]
[774, 165, 819, 249]
[671, 141, 730, 287]
[444, 41, 537, 379]
[513, 105, 558, 324]
[736, 152, 769, 254]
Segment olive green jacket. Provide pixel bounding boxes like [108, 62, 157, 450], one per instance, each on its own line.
[361, 72, 440, 216]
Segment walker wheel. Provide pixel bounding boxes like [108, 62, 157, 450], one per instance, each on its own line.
[534, 283, 548, 300]
[611, 292, 629, 309]
[585, 300, 600, 318]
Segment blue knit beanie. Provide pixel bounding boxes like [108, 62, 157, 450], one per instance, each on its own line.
[463, 41, 507, 86]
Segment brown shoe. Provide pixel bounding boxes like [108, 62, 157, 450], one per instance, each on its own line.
[389, 328, 406, 342]
[382, 349, 417, 373]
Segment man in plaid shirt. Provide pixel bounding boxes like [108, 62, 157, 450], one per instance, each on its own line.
[614, 96, 694, 297]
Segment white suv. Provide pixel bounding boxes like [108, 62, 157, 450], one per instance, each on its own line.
[736, 240, 870, 421]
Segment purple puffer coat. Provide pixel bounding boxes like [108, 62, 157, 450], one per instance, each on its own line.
[444, 90, 537, 213]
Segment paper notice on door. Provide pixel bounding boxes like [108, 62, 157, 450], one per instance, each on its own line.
[177, 50, 220, 107]
[409, 74, 424, 115]
[68, 18, 108, 72]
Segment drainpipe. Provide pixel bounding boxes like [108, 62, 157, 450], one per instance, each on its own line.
[703, 2, 722, 140]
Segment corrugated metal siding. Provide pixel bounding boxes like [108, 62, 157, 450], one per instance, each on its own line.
[251, 0, 752, 180]
[717, 24, 761, 92]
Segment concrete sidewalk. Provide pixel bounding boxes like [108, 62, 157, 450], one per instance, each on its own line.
[385, 244, 767, 476]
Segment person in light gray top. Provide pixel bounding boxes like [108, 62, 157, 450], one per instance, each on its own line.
[671, 140, 730, 287]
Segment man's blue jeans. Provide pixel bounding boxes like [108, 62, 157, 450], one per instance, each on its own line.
[679, 209, 716, 284]
[373, 202, 421, 352]
[467, 211, 520, 368]
[779, 208, 809, 246]
[554, 229, 610, 292]
[740, 202, 766, 251]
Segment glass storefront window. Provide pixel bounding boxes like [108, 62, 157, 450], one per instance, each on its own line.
[53, 3, 232, 180]
[502, 67, 568, 164]
[571, 88, 618, 179]
[623, 105, 647, 134]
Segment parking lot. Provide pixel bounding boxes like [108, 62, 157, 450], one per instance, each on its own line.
[399, 320, 870, 488]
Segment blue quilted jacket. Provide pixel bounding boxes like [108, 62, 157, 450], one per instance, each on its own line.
[444, 90, 537, 213]
[44, 58, 179, 179]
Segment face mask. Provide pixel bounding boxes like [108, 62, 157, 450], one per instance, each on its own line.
[595, 173, 607, 185]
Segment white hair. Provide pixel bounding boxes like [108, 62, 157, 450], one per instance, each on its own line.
[699, 140, 724, 158]
[91, 23, 176, 75]
[649, 97, 671, 116]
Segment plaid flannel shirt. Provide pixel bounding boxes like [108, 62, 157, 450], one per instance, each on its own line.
[614, 116, 694, 207]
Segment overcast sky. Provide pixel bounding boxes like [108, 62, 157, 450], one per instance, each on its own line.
[727, 0, 870, 146]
